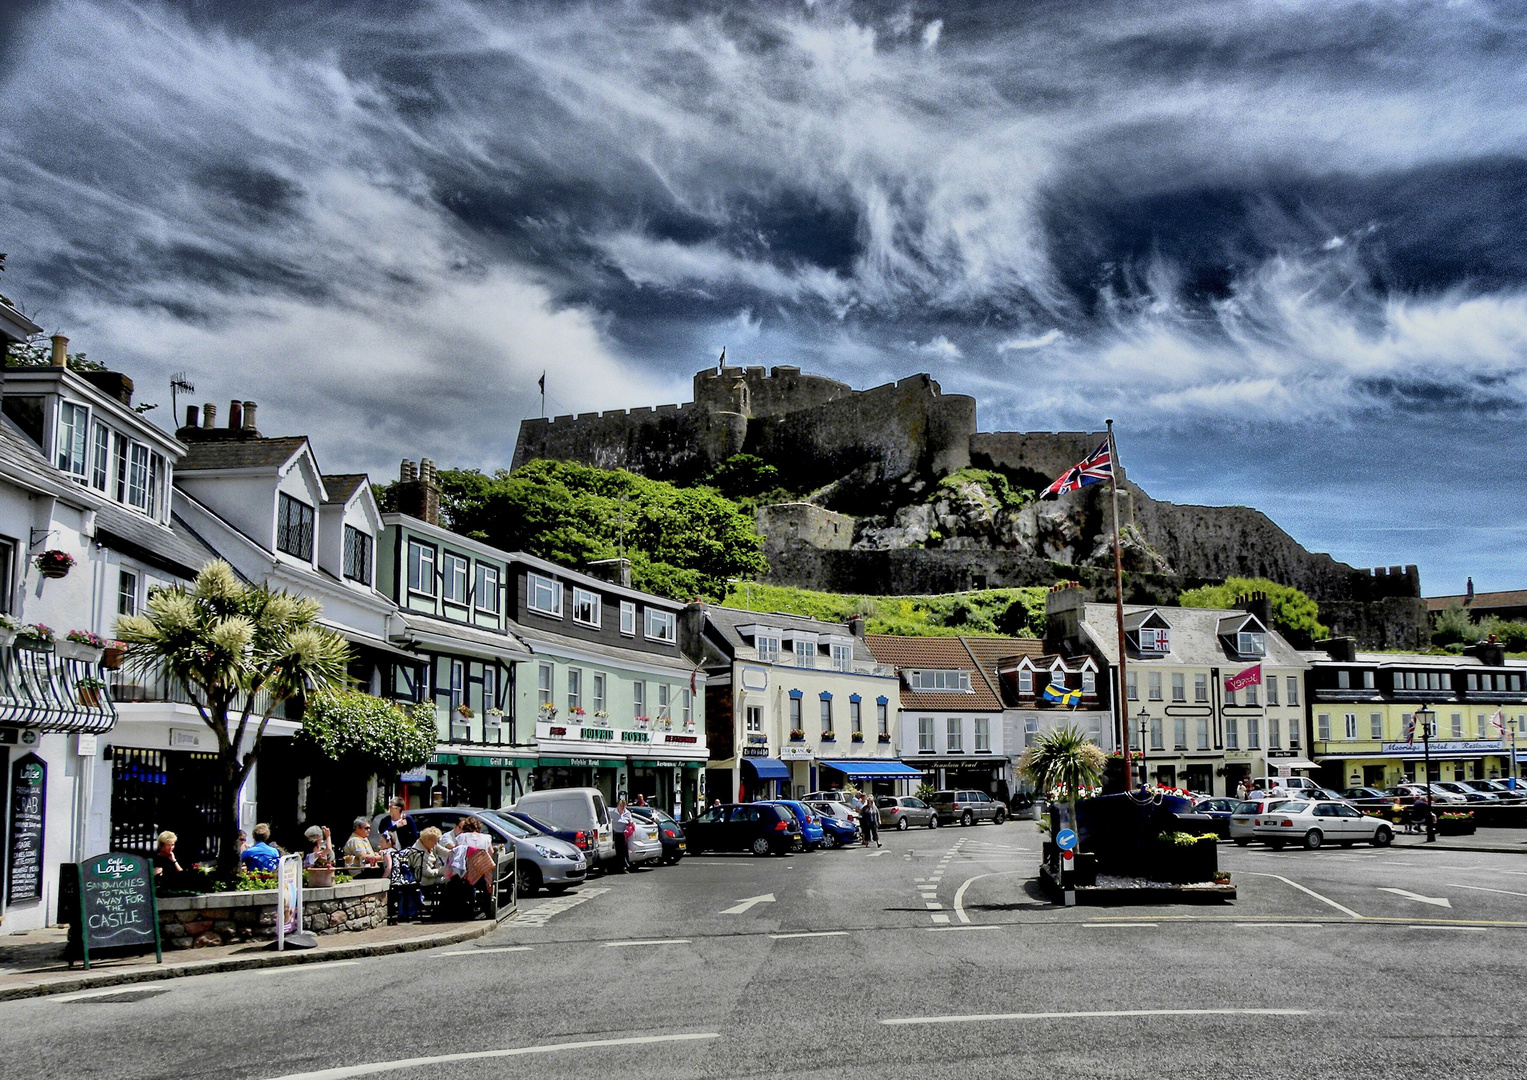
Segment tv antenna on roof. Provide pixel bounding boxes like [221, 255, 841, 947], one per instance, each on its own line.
[170, 373, 195, 424]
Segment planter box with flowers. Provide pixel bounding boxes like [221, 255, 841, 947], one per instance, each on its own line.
[851, 732, 865, 743]
[635, 715, 651, 731]
[15, 623, 54, 653]
[538, 704, 559, 722]
[76, 676, 108, 708]
[789, 729, 806, 742]
[820, 730, 836, 742]
[58, 629, 107, 664]
[877, 733, 892, 743]
[568, 706, 586, 720]
[34, 549, 76, 579]
[1438, 812, 1476, 836]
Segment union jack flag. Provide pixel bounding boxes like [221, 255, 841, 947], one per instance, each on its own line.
[1041, 440, 1113, 498]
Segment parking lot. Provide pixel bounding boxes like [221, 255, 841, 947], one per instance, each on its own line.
[3, 820, 1525, 1080]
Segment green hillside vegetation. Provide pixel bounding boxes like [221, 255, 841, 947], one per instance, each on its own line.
[720, 581, 1052, 638]
[1177, 577, 1328, 641]
[933, 467, 1034, 512]
[1432, 601, 1527, 653]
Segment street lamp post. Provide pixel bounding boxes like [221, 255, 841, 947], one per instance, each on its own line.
[1137, 707, 1151, 791]
[1511, 719, 1521, 792]
[1416, 703, 1436, 844]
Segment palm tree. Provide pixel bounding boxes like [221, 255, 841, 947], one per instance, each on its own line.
[116, 561, 351, 876]
[1021, 723, 1107, 836]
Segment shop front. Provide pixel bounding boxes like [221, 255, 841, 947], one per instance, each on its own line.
[741, 754, 790, 801]
[423, 751, 539, 809]
[905, 755, 1011, 798]
[779, 745, 815, 799]
[1317, 741, 1516, 790]
[818, 758, 924, 796]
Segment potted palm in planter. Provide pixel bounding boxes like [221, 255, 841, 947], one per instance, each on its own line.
[1021, 724, 1106, 884]
[58, 629, 107, 664]
[34, 549, 76, 579]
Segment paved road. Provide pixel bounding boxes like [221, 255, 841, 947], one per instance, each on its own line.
[2, 822, 1525, 1079]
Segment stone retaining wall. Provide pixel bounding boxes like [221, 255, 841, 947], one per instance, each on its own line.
[156, 879, 389, 949]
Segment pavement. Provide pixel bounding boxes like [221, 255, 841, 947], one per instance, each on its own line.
[0, 822, 1523, 1079]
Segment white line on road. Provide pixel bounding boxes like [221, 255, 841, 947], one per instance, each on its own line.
[952, 869, 1031, 925]
[925, 902, 943, 909]
[1083, 922, 1157, 928]
[768, 931, 850, 940]
[1378, 887, 1451, 908]
[881, 1008, 1307, 1027]
[433, 947, 533, 956]
[261, 1033, 722, 1080]
[719, 893, 775, 915]
[1234, 923, 1322, 929]
[930, 913, 950, 924]
[1447, 883, 1527, 898]
[1238, 872, 1365, 919]
[927, 925, 1002, 933]
[52, 985, 178, 1001]
[1407, 925, 1486, 932]
[603, 939, 692, 947]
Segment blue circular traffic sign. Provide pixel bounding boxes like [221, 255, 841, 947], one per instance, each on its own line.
[1056, 828, 1078, 851]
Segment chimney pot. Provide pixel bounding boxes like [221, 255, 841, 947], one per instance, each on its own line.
[228, 400, 243, 430]
[50, 333, 68, 368]
[400, 459, 417, 482]
[202, 403, 217, 428]
[185, 404, 200, 429]
[242, 400, 257, 431]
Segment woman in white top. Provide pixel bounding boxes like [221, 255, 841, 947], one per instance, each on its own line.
[448, 815, 496, 878]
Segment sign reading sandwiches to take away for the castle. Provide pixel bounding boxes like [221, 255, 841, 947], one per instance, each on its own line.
[76, 852, 162, 967]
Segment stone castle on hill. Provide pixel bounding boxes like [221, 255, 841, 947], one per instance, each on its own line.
[513, 363, 1427, 648]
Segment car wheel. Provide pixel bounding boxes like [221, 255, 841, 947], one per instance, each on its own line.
[929, 815, 940, 829]
[1303, 829, 1323, 851]
[896, 817, 910, 831]
[517, 863, 541, 898]
[791, 837, 804, 853]
[821, 831, 837, 849]
[1233, 838, 1249, 846]
[994, 810, 1007, 825]
[961, 811, 974, 827]
[1372, 826, 1393, 847]
[751, 837, 771, 856]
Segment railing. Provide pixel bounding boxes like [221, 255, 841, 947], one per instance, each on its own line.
[109, 663, 290, 720]
[0, 642, 117, 733]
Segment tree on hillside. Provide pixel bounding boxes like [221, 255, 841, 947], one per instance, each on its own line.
[1177, 577, 1327, 642]
[116, 562, 352, 876]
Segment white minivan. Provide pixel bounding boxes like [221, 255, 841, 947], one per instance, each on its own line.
[514, 787, 616, 869]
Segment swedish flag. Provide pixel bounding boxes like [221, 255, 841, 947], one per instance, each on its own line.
[1043, 683, 1083, 706]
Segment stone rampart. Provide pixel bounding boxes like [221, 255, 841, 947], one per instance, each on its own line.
[757, 503, 854, 553]
[693, 365, 852, 418]
[512, 402, 746, 481]
[970, 431, 1115, 490]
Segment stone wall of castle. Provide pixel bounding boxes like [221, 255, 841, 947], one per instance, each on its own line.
[970, 431, 1117, 490]
[693, 365, 852, 418]
[512, 401, 747, 481]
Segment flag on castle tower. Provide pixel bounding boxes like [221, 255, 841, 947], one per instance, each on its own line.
[1041, 439, 1112, 498]
[717, 346, 726, 370]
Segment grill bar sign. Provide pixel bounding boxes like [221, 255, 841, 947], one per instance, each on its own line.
[76, 851, 162, 968]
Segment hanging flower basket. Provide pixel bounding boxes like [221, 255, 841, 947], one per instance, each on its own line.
[35, 549, 75, 579]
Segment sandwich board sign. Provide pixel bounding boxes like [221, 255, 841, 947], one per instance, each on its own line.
[75, 852, 161, 968]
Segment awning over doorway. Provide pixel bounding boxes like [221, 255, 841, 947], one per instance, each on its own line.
[1269, 756, 1318, 771]
[819, 760, 925, 779]
[741, 757, 790, 781]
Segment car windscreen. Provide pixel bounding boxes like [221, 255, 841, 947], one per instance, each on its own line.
[482, 812, 536, 839]
[508, 812, 559, 834]
[1278, 802, 1310, 813]
[1233, 802, 1258, 813]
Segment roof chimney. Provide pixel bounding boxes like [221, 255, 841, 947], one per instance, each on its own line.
[848, 614, 866, 639]
[393, 456, 439, 525]
[584, 558, 632, 588]
[400, 459, 417, 482]
[227, 400, 243, 431]
[242, 400, 258, 432]
[50, 333, 68, 368]
[185, 404, 200, 429]
[201, 402, 217, 428]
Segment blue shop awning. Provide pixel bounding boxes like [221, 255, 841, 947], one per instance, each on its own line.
[820, 760, 926, 779]
[741, 757, 791, 781]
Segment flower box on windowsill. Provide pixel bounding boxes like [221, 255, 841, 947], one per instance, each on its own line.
[57, 640, 105, 664]
[851, 733, 865, 743]
[788, 730, 805, 742]
[877, 733, 892, 744]
[820, 732, 836, 742]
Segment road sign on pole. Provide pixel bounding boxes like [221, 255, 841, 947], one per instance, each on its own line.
[1056, 828, 1078, 851]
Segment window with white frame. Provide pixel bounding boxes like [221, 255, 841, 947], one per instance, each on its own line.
[1478, 713, 1487, 739]
[528, 573, 562, 616]
[1225, 688, 1236, 706]
[633, 680, 645, 720]
[117, 568, 138, 616]
[1138, 627, 1169, 652]
[910, 669, 971, 692]
[592, 673, 606, 713]
[1362, 670, 1375, 689]
[1269, 717, 1281, 748]
[829, 642, 852, 672]
[537, 663, 553, 708]
[1245, 682, 1259, 706]
[1452, 712, 1464, 738]
[568, 668, 581, 711]
[1226, 716, 1239, 750]
[619, 601, 636, 636]
[789, 697, 801, 730]
[342, 525, 372, 585]
[658, 683, 670, 718]
[974, 716, 990, 751]
[682, 689, 692, 726]
[441, 553, 468, 604]
[1025, 715, 1039, 748]
[1287, 676, 1299, 706]
[917, 717, 934, 751]
[1171, 672, 1185, 702]
[475, 564, 500, 613]
[1247, 715, 1261, 749]
[1147, 672, 1162, 701]
[1173, 716, 1186, 750]
[645, 608, 676, 643]
[1317, 713, 1330, 740]
[746, 705, 763, 734]
[57, 402, 88, 477]
[850, 699, 862, 735]
[1344, 713, 1357, 740]
[1082, 669, 1096, 695]
[407, 540, 435, 595]
[755, 631, 780, 663]
[127, 444, 150, 510]
[1195, 672, 1208, 702]
[1196, 716, 1210, 750]
[1371, 713, 1383, 740]
[946, 717, 963, 752]
[90, 422, 109, 490]
[1149, 718, 1163, 751]
[1018, 669, 1033, 695]
[1126, 671, 1137, 700]
[820, 698, 832, 734]
[1266, 676, 1279, 706]
[482, 666, 497, 718]
[572, 587, 602, 628]
[1237, 631, 1266, 657]
[877, 701, 888, 736]
[275, 493, 314, 560]
[449, 659, 465, 711]
[793, 637, 817, 668]
[1289, 720, 1300, 749]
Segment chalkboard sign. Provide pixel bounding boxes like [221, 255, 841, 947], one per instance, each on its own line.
[77, 852, 161, 967]
[6, 753, 45, 905]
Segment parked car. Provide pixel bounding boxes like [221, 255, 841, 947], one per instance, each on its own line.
[1250, 776, 1320, 792]
[809, 799, 859, 826]
[1228, 798, 1295, 845]
[392, 807, 587, 897]
[1251, 800, 1394, 850]
[1389, 783, 1468, 805]
[617, 813, 663, 868]
[1340, 787, 1392, 808]
[497, 809, 600, 861]
[1192, 798, 1241, 837]
[1468, 779, 1527, 802]
[929, 790, 1007, 826]
[514, 787, 616, 869]
[1434, 781, 1499, 803]
[684, 802, 800, 855]
[878, 796, 938, 830]
[814, 811, 859, 849]
[628, 806, 687, 864]
[768, 800, 825, 851]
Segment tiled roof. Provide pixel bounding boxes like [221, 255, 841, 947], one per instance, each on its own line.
[178, 437, 309, 472]
[321, 473, 368, 504]
[1080, 603, 1307, 669]
[1427, 589, 1527, 612]
[862, 635, 1031, 712]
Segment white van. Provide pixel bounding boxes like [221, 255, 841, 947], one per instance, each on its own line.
[514, 787, 616, 868]
[1251, 776, 1318, 792]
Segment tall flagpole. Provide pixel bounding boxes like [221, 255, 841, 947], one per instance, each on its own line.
[1107, 419, 1130, 789]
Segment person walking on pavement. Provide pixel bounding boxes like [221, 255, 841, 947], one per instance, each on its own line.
[860, 793, 881, 848]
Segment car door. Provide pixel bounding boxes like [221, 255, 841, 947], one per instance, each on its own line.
[728, 805, 761, 850]
[905, 797, 929, 825]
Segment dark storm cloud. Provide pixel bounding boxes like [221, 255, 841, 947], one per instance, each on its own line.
[2, 0, 1525, 588]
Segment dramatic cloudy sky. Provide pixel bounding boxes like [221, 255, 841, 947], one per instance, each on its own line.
[3, 0, 1525, 593]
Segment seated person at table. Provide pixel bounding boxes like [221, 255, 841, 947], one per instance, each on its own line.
[406, 827, 449, 888]
[153, 831, 188, 892]
[342, 817, 391, 878]
[240, 823, 281, 873]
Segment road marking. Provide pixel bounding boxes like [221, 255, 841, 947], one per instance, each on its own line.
[720, 892, 776, 915]
[930, 913, 950, 924]
[54, 985, 179, 1002]
[951, 869, 1033, 924]
[1238, 872, 1364, 919]
[1234, 923, 1322, 929]
[881, 1008, 1308, 1027]
[1083, 922, 1157, 928]
[253, 961, 363, 974]
[927, 925, 1002, 933]
[1407, 925, 1485, 932]
[768, 931, 849, 940]
[1447, 883, 1527, 898]
[1378, 887, 1452, 908]
[602, 938, 692, 947]
[513, 886, 609, 927]
[925, 902, 943, 909]
[866, 851, 887, 858]
[261, 1033, 723, 1080]
[434, 947, 533, 956]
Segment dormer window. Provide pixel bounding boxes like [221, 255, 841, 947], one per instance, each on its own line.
[1138, 627, 1169, 653]
[342, 525, 372, 586]
[572, 587, 602, 628]
[475, 564, 500, 614]
[528, 573, 563, 617]
[755, 631, 781, 663]
[441, 553, 468, 604]
[1237, 631, 1266, 657]
[910, 669, 972, 692]
[1018, 669, 1033, 695]
[645, 608, 676, 643]
[57, 402, 88, 477]
[1082, 669, 1097, 695]
[276, 493, 314, 560]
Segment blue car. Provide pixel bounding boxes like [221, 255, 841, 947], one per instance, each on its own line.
[815, 811, 858, 849]
[499, 809, 600, 862]
[769, 800, 825, 851]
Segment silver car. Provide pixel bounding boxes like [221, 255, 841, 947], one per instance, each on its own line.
[613, 813, 663, 868]
[400, 807, 588, 897]
[878, 796, 938, 830]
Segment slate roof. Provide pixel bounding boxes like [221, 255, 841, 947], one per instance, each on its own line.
[177, 437, 309, 472]
[321, 473, 368, 505]
[862, 635, 1020, 712]
[515, 621, 697, 674]
[1426, 589, 1527, 612]
[704, 604, 876, 664]
[1080, 603, 1307, 669]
